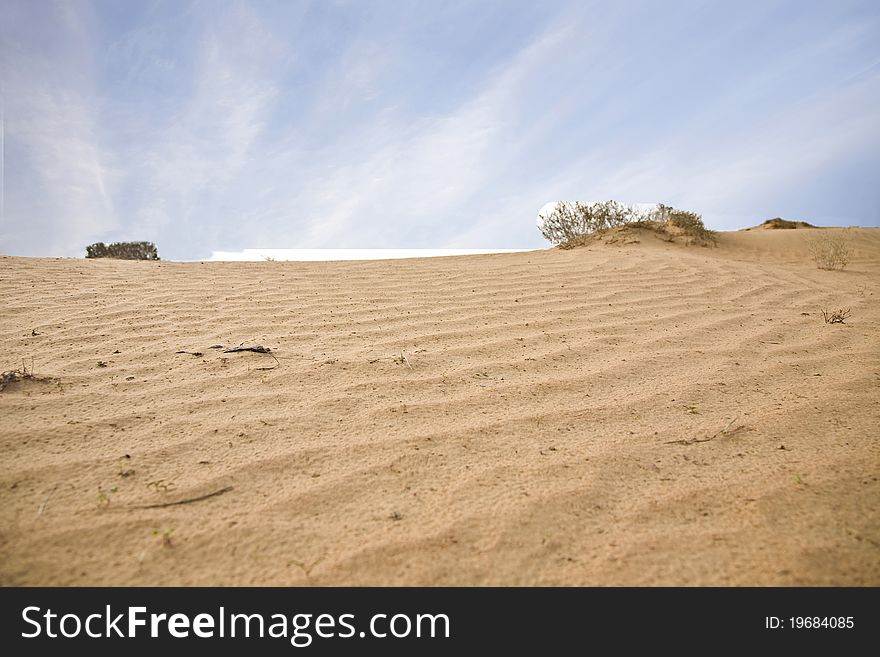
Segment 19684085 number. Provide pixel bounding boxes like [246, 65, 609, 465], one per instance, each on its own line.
[790, 617, 853, 629]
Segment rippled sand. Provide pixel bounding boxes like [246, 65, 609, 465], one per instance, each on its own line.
[1, 227, 878, 585]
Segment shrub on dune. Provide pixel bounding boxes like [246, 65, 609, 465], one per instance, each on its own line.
[806, 233, 852, 271]
[537, 201, 715, 248]
[537, 200, 635, 246]
[662, 209, 717, 245]
[85, 241, 160, 260]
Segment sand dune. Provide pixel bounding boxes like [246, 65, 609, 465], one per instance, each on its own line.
[1, 228, 878, 585]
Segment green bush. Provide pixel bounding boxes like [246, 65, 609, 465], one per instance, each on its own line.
[86, 242, 160, 260]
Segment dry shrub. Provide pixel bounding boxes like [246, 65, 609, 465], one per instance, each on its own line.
[806, 233, 852, 270]
[538, 200, 635, 247]
[0, 362, 54, 392]
[538, 201, 715, 248]
[662, 208, 717, 245]
[86, 242, 160, 260]
[822, 308, 850, 324]
[760, 217, 816, 229]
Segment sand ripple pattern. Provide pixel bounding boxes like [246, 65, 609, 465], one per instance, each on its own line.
[1, 229, 878, 585]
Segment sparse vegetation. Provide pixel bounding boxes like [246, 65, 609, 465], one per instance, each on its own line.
[0, 368, 32, 391]
[394, 351, 413, 369]
[0, 360, 54, 392]
[96, 485, 117, 509]
[806, 233, 852, 270]
[153, 527, 176, 548]
[822, 308, 850, 324]
[759, 218, 816, 229]
[147, 479, 174, 493]
[662, 208, 718, 245]
[86, 241, 160, 260]
[538, 200, 636, 247]
[538, 201, 716, 248]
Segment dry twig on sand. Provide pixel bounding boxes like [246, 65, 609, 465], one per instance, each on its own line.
[222, 344, 279, 370]
[822, 308, 850, 324]
[395, 351, 413, 369]
[37, 485, 59, 517]
[223, 345, 272, 354]
[666, 415, 739, 446]
[130, 486, 234, 509]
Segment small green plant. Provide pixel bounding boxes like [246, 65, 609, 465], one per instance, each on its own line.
[152, 528, 175, 547]
[97, 485, 117, 509]
[806, 233, 852, 270]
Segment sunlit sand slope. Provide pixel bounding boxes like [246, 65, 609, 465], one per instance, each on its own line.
[1, 228, 878, 585]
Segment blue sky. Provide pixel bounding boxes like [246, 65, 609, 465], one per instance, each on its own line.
[1, 0, 878, 260]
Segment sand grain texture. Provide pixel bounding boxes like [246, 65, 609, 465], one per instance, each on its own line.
[1, 228, 878, 585]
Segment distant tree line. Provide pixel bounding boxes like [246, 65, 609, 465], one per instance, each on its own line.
[85, 242, 160, 260]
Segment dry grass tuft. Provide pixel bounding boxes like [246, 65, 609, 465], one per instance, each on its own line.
[659, 209, 717, 245]
[807, 233, 853, 270]
[0, 361, 55, 392]
[822, 308, 851, 324]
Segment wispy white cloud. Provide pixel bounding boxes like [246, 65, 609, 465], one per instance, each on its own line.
[1, 0, 878, 258]
[123, 2, 286, 245]
[228, 15, 587, 249]
[0, 2, 117, 255]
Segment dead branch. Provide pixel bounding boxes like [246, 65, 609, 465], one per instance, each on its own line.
[222, 344, 278, 370]
[253, 353, 280, 371]
[130, 486, 234, 509]
[822, 308, 850, 324]
[666, 415, 739, 446]
[37, 484, 59, 517]
[394, 351, 413, 369]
